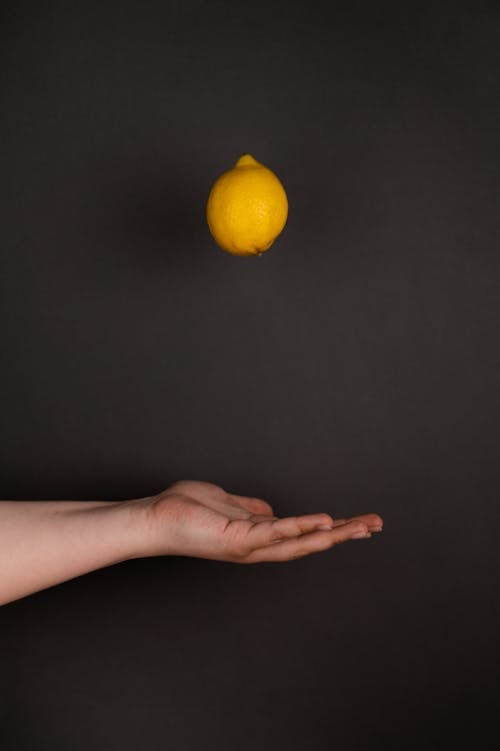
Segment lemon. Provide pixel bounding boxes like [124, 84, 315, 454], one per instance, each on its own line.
[206, 154, 288, 256]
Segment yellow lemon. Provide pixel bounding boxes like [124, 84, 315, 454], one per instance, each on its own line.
[206, 154, 288, 256]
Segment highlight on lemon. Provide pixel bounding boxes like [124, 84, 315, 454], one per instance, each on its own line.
[206, 154, 288, 257]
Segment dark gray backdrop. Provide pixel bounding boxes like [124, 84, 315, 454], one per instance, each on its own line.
[1, 1, 499, 749]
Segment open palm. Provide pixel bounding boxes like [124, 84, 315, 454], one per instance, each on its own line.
[145, 480, 383, 564]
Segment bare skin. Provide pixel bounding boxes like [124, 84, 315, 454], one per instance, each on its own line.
[0, 480, 383, 606]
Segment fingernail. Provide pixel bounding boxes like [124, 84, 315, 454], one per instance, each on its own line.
[317, 524, 334, 531]
[372, 526, 383, 533]
[351, 531, 372, 539]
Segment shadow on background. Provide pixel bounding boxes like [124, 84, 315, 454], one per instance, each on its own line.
[85, 161, 213, 277]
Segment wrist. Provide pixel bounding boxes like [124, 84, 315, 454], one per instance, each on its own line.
[120, 495, 160, 560]
[67, 497, 157, 564]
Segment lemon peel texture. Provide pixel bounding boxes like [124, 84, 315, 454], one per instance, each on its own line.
[206, 154, 288, 256]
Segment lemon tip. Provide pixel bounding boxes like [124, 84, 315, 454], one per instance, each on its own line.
[235, 154, 259, 168]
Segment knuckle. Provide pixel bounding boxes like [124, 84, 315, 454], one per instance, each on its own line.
[287, 516, 301, 533]
[289, 546, 308, 560]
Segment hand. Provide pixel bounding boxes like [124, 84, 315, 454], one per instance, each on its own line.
[0, 482, 383, 605]
[141, 480, 383, 564]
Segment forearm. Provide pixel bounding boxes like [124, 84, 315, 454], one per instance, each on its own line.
[0, 499, 148, 606]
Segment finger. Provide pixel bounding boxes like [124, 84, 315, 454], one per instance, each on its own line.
[243, 513, 337, 551]
[349, 513, 383, 531]
[242, 520, 370, 563]
[248, 514, 279, 523]
[336, 513, 383, 531]
[230, 495, 275, 516]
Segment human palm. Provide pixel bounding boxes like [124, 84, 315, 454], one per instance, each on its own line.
[145, 480, 382, 564]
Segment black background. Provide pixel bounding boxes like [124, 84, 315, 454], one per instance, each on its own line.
[1, 1, 499, 749]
